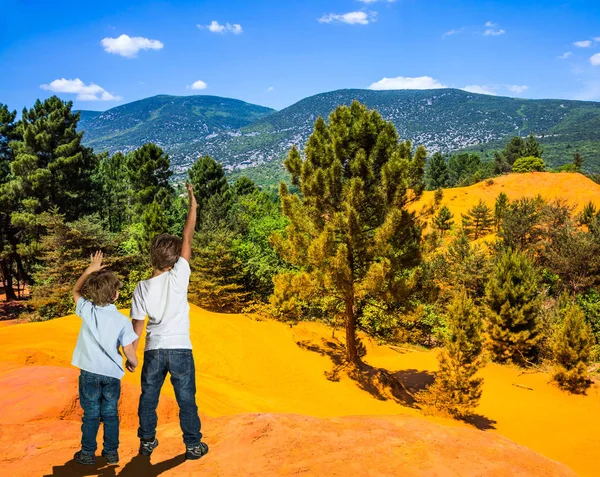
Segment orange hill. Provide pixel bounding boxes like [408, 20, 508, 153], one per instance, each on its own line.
[412, 172, 600, 221]
[1, 305, 599, 476]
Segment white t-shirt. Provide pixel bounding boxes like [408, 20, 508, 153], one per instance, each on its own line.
[130, 257, 192, 351]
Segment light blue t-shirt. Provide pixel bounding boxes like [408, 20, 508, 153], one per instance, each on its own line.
[71, 297, 139, 379]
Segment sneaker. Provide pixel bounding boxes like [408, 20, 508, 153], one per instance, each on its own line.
[74, 450, 96, 465]
[102, 450, 119, 464]
[139, 437, 159, 456]
[185, 442, 209, 460]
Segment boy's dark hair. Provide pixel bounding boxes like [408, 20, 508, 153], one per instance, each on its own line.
[83, 270, 122, 306]
[150, 233, 182, 270]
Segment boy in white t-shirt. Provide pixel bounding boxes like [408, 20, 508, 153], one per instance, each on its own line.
[129, 183, 208, 461]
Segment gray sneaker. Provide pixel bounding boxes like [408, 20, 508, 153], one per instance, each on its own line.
[102, 450, 119, 464]
[185, 442, 209, 460]
[74, 450, 96, 465]
[139, 437, 159, 456]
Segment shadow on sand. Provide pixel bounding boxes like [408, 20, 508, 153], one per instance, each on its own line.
[295, 336, 496, 430]
[43, 454, 185, 477]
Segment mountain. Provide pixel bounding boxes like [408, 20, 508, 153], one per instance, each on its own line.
[77, 95, 275, 174]
[78, 89, 600, 181]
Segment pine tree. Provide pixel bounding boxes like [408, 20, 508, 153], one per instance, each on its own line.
[273, 101, 425, 364]
[552, 304, 594, 393]
[433, 205, 454, 234]
[485, 249, 540, 364]
[438, 232, 491, 299]
[493, 151, 512, 174]
[233, 176, 258, 196]
[187, 155, 232, 226]
[573, 152, 584, 170]
[494, 192, 509, 231]
[521, 134, 543, 158]
[498, 196, 545, 250]
[189, 229, 249, 312]
[142, 200, 169, 248]
[578, 201, 597, 226]
[462, 200, 493, 239]
[418, 292, 484, 418]
[503, 136, 525, 165]
[426, 152, 449, 189]
[97, 152, 129, 232]
[0, 104, 20, 301]
[126, 143, 173, 216]
[9, 96, 99, 221]
[447, 153, 481, 186]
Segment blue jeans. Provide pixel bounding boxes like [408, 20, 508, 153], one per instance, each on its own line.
[78, 370, 121, 454]
[138, 349, 202, 446]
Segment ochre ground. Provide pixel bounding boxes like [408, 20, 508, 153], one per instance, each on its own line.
[0, 305, 597, 476]
[411, 172, 600, 225]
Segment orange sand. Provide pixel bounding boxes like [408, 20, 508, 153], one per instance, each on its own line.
[412, 172, 600, 221]
[0, 306, 598, 475]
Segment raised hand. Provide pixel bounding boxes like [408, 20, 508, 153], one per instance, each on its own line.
[87, 250, 107, 273]
[186, 182, 197, 208]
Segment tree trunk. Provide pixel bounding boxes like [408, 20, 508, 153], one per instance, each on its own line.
[345, 296, 359, 364]
[0, 260, 17, 301]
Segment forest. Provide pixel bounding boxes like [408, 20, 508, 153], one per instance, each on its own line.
[1, 96, 599, 419]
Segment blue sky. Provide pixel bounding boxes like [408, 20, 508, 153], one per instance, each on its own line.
[1, 0, 600, 112]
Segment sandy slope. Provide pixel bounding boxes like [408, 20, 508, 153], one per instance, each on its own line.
[411, 172, 600, 222]
[0, 306, 597, 475]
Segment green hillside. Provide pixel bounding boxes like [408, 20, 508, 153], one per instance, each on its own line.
[77, 95, 275, 173]
[78, 89, 600, 184]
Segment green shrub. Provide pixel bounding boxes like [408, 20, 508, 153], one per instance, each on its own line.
[512, 156, 546, 173]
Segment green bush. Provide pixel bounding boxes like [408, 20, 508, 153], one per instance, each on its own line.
[512, 156, 546, 173]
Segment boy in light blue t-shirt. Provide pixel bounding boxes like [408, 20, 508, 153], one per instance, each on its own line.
[71, 251, 139, 466]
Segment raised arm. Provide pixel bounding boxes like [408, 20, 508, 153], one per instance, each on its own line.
[181, 182, 197, 263]
[72, 251, 106, 303]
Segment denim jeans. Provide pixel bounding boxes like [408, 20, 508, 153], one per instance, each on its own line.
[79, 370, 121, 454]
[138, 349, 202, 446]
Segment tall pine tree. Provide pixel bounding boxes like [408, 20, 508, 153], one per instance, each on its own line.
[433, 205, 454, 234]
[552, 304, 594, 393]
[418, 291, 485, 418]
[126, 143, 172, 216]
[9, 96, 99, 221]
[486, 249, 540, 364]
[494, 192, 509, 231]
[273, 101, 425, 364]
[187, 155, 232, 228]
[97, 152, 130, 232]
[0, 103, 20, 300]
[426, 152, 449, 190]
[462, 200, 493, 239]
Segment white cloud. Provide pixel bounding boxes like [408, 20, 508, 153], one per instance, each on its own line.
[442, 28, 465, 39]
[558, 51, 573, 59]
[462, 85, 497, 95]
[187, 80, 208, 90]
[318, 11, 375, 25]
[505, 84, 529, 94]
[199, 21, 243, 34]
[267, 86, 274, 92]
[591, 53, 600, 66]
[101, 34, 163, 58]
[483, 21, 505, 36]
[369, 76, 447, 90]
[595, 37, 600, 42]
[573, 40, 592, 48]
[40, 78, 120, 101]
